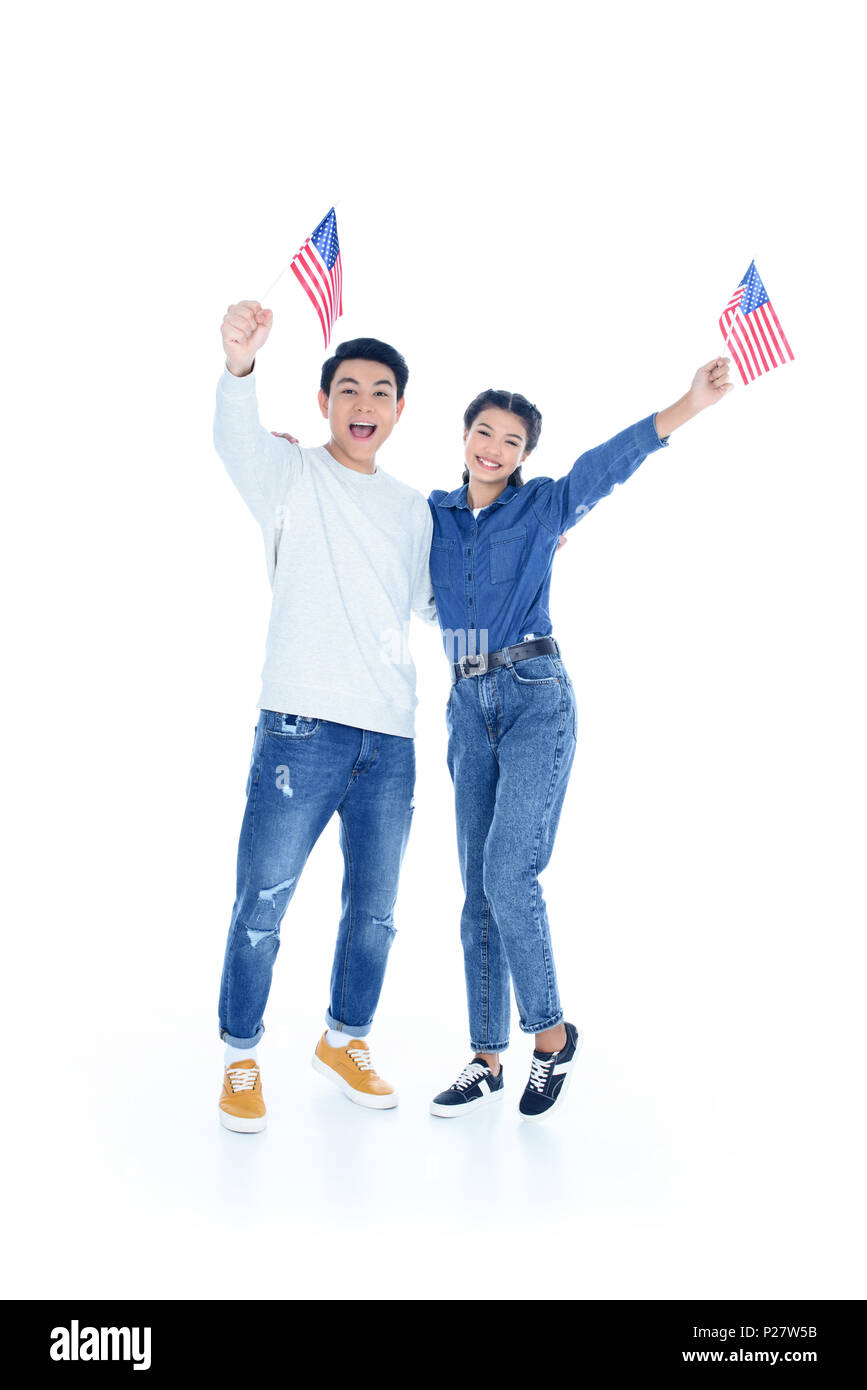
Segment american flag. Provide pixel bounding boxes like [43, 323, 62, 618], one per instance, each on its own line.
[719, 260, 794, 385]
[290, 208, 343, 347]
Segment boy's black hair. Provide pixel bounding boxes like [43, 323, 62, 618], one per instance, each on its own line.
[320, 338, 409, 400]
[461, 388, 543, 488]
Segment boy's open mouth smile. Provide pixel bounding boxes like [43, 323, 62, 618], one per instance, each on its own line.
[349, 422, 377, 440]
[475, 456, 502, 471]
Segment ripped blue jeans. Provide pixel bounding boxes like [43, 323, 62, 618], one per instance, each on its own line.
[218, 710, 416, 1048]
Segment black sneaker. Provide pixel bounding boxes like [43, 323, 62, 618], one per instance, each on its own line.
[518, 1022, 583, 1122]
[430, 1058, 504, 1118]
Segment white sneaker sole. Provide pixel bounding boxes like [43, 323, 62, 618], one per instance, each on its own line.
[520, 1029, 584, 1124]
[311, 1054, 399, 1109]
[219, 1108, 267, 1133]
[430, 1086, 504, 1118]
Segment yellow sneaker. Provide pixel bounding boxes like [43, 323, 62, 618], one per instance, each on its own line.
[312, 1033, 398, 1109]
[219, 1058, 267, 1133]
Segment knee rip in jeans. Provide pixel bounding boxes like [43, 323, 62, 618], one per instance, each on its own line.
[371, 912, 396, 934]
[245, 877, 295, 947]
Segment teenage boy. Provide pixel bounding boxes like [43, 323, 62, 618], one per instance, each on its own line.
[214, 300, 437, 1132]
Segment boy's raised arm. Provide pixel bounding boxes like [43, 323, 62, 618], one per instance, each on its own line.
[214, 300, 301, 531]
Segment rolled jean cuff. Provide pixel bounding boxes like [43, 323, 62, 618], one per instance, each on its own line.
[519, 1010, 564, 1036]
[219, 1024, 265, 1048]
[325, 1009, 372, 1038]
[470, 1040, 510, 1054]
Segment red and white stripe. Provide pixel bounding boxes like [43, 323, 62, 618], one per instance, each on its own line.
[290, 240, 343, 347]
[719, 285, 795, 385]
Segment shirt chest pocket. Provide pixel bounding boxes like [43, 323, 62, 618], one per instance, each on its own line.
[489, 524, 527, 584]
[430, 537, 455, 590]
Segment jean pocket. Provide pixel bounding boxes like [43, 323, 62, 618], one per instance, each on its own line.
[508, 655, 559, 685]
[264, 710, 322, 738]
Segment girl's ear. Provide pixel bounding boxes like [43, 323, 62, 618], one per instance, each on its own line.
[462, 427, 469, 443]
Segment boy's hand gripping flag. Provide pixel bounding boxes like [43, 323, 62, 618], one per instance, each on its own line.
[289, 207, 343, 348]
[719, 260, 794, 385]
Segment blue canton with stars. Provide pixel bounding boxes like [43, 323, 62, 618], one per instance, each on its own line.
[738, 260, 769, 315]
[311, 208, 340, 269]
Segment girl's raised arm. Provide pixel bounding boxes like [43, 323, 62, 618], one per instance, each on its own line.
[531, 358, 732, 536]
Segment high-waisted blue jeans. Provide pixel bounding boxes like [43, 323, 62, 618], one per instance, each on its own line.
[218, 710, 415, 1048]
[445, 651, 578, 1052]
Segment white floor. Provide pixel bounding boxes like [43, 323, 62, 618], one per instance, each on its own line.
[11, 975, 863, 1302]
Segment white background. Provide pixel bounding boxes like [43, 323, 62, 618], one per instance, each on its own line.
[3, 0, 864, 1301]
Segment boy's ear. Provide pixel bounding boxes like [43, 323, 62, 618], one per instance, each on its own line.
[395, 396, 406, 423]
[317, 388, 329, 419]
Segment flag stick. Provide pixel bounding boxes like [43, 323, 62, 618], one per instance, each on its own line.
[258, 265, 286, 305]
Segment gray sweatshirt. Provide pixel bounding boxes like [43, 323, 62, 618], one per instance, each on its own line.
[214, 366, 437, 738]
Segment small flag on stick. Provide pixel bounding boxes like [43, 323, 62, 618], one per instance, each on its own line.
[719, 260, 794, 385]
[290, 207, 343, 347]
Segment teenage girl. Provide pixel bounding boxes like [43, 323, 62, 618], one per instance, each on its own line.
[427, 358, 732, 1121]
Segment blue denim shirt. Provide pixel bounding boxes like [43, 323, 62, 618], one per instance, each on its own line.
[427, 414, 668, 661]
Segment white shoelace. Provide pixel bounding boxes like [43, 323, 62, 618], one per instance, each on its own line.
[452, 1061, 488, 1091]
[347, 1047, 374, 1072]
[528, 1056, 554, 1093]
[226, 1066, 259, 1093]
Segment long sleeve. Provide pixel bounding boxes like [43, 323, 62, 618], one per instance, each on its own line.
[214, 365, 302, 531]
[531, 413, 669, 536]
[411, 502, 439, 626]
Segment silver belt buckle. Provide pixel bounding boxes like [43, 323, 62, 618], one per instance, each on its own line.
[459, 651, 489, 678]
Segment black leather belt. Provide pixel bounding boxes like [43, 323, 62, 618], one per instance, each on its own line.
[451, 636, 560, 682]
